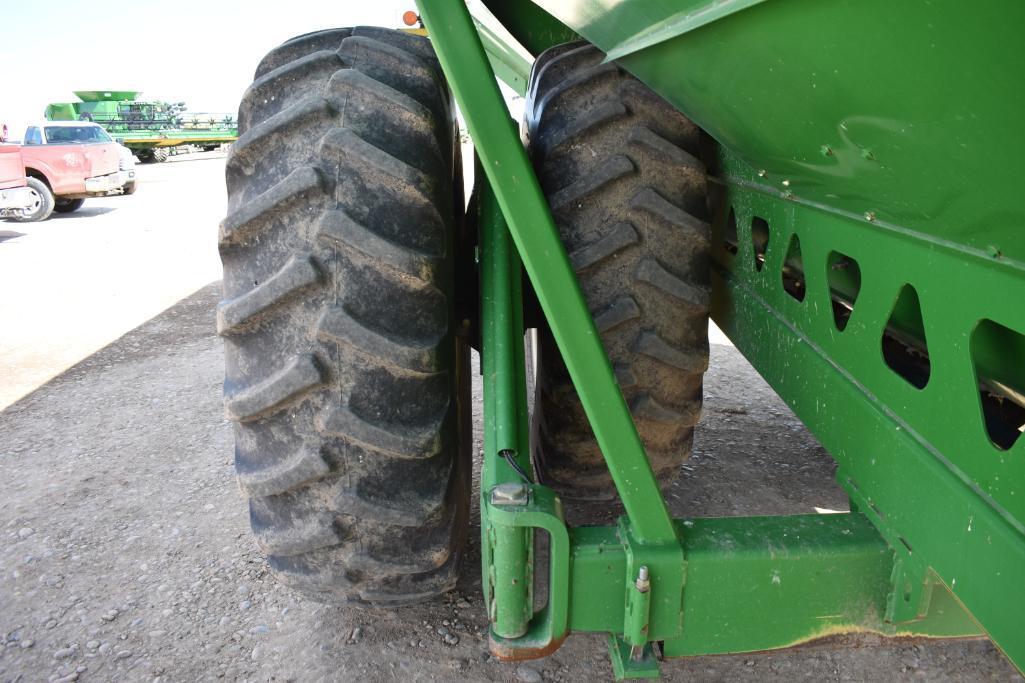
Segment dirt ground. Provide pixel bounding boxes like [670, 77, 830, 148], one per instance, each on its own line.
[0, 155, 1020, 682]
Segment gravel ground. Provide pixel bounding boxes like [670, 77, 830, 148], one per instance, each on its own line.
[0, 157, 1020, 682]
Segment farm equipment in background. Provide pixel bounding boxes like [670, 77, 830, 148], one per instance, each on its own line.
[216, 2, 1025, 679]
[45, 91, 237, 163]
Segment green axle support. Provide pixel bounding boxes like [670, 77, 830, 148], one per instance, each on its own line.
[419, 0, 1024, 678]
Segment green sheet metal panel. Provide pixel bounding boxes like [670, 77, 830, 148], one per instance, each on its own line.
[530, 0, 1025, 264]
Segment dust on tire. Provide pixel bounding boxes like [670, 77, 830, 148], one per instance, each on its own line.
[526, 43, 711, 500]
[218, 27, 470, 606]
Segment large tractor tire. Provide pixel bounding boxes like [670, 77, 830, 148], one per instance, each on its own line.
[151, 148, 169, 163]
[218, 27, 470, 605]
[526, 43, 711, 500]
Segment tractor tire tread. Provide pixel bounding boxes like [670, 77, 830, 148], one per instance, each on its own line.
[220, 26, 467, 605]
[526, 42, 710, 500]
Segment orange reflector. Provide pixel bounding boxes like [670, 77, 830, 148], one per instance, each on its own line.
[402, 10, 419, 26]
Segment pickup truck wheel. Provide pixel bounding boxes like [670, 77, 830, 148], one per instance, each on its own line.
[123, 181, 137, 196]
[12, 177, 55, 223]
[525, 43, 711, 500]
[54, 198, 85, 214]
[219, 26, 469, 606]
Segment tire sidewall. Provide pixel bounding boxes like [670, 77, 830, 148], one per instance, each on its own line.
[54, 198, 86, 214]
[14, 177, 55, 223]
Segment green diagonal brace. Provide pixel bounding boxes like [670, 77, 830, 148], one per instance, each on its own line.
[416, 0, 677, 546]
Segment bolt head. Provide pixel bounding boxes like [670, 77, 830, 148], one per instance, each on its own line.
[491, 483, 529, 506]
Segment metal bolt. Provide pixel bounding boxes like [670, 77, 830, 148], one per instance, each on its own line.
[781, 179, 791, 187]
[820, 145, 834, 157]
[635, 565, 650, 593]
[864, 211, 876, 222]
[491, 482, 529, 506]
[757, 169, 767, 178]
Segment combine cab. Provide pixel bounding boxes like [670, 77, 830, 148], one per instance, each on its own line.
[46, 90, 237, 162]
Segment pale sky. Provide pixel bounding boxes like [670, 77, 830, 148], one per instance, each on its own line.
[0, 1, 412, 139]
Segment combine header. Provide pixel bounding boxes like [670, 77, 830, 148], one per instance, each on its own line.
[46, 91, 237, 162]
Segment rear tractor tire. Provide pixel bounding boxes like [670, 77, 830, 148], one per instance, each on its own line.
[151, 148, 169, 163]
[526, 42, 712, 500]
[219, 27, 470, 606]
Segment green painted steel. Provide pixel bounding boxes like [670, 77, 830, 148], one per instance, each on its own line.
[479, 179, 534, 639]
[463, 170, 975, 664]
[420, 0, 1024, 675]
[567, 515, 979, 654]
[469, 0, 1024, 673]
[473, 9, 534, 95]
[530, 0, 1025, 265]
[707, 156, 1025, 667]
[662, 515, 980, 655]
[480, 0, 578, 57]
[418, 0, 678, 546]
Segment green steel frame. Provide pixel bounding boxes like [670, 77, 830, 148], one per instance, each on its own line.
[417, 0, 1024, 678]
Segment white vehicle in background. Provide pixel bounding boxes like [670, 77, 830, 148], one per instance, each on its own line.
[117, 143, 137, 195]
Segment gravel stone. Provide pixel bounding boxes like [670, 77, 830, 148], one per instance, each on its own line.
[54, 646, 77, 659]
[17, 527, 34, 539]
[517, 665, 543, 683]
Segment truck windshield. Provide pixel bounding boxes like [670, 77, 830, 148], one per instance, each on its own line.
[44, 126, 112, 144]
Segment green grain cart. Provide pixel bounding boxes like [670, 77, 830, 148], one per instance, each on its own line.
[216, 2, 1025, 678]
[46, 91, 237, 163]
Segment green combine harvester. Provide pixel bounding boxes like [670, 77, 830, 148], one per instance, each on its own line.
[215, 1, 1024, 679]
[45, 90, 237, 163]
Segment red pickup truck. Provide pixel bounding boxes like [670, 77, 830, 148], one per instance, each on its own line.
[0, 144, 34, 219]
[14, 121, 134, 222]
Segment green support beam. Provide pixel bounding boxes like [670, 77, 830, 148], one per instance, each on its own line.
[567, 514, 979, 655]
